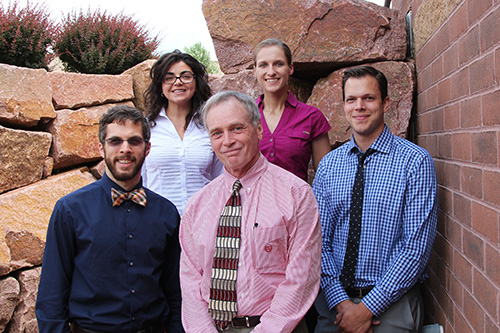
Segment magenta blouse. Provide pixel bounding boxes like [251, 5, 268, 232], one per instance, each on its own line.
[257, 92, 331, 181]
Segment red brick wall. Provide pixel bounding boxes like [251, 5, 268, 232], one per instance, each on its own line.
[392, 0, 500, 331]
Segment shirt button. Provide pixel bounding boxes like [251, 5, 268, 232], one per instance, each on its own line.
[131, 317, 135, 321]
[127, 209, 131, 213]
[270, 138, 273, 142]
[131, 289, 136, 294]
[270, 153, 274, 157]
[129, 262, 134, 266]
[128, 234, 133, 239]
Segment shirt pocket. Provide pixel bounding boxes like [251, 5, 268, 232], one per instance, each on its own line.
[252, 225, 288, 274]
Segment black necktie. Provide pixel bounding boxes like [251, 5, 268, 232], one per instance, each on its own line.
[340, 148, 373, 289]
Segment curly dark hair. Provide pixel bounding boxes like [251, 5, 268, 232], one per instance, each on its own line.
[143, 50, 211, 129]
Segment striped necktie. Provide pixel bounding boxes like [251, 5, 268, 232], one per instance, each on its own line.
[209, 180, 242, 330]
[111, 188, 147, 207]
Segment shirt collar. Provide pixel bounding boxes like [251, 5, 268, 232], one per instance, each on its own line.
[100, 172, 144, 193]
[256, 91, 296, 107]
[221, 153, 267, 194]
[348, 125, 393, 156]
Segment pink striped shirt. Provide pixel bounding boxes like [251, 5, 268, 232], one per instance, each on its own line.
[180, 154, 321, 332]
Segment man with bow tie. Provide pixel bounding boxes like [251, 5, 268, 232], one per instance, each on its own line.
[36, 105, 183, 333]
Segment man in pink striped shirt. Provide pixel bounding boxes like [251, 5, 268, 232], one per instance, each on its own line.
[180, 91, 321, 332]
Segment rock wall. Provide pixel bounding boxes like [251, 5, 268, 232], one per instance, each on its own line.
[0, 0, 416, 331]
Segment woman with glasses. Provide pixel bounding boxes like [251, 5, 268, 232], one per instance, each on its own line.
[143, 50, 222, 216]
[254, 39, 331, 183]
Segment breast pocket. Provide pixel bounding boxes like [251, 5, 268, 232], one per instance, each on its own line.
[252, 225, 288, 274]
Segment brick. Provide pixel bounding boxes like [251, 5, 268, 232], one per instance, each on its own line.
[438, 134, 452, 159]
[473, 268, 498, 320]
[436, 24, 451, 56]
[482, 89, 500, 126]
[419, 65, 433, 92]
[421, 134, 438, 158]
[437, 211, 446, 236]
[453, 250, 472, 290]
[438, 185, 453, 215]
[471, 131, 497, 165]
[416, 36, 436, 71]
[446, 216, 463, 250]
[470, 54, 495, 94]
[453, 193, 471, 228]
[444, 43, 460, 76]
[452, 132, 471, 161]
[480, 6, 500, 52]
[454, 308, 473, 333]
[444, 162, 460, 190]
[468, 0, 492, 24]
[496, 48, 500, 84]
[463, 289, 485, 330]
[463, 229, 484, 269]
[485, 243, 500, 288]
[431, 55, 444, 83]
[444, 103, 460, 130]
[449, 273, 464, 311]
[460, 166, 482, 199]
[427, 85, 439, 109]
[450, 67, 469, 101]
[417, 92, 427, 120]
[432, 109, 445, 132]
[459, 25, 480, 65]
[460, 96, 482, 129]
[485, 316, 500, 333]
[484, 170, 500, 207]
[437, 78, 451, 106]
[449, 2, 468, 41]
[417, 112, 433, 134]
[471, 201, 499, 244]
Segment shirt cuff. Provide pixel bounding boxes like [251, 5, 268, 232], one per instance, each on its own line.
[361, 285, 392, 317]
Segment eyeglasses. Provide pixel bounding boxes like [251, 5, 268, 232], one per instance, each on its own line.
[162, 71, 196, 84]
[104, 137, 147, 147]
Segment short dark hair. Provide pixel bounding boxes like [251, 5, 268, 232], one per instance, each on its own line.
[99, 105, 150, 143]
[144, 50, 211, 129]
[201, 91, 261, 130]
[342, 66, 388, 101]
[253, 38, 293, 66]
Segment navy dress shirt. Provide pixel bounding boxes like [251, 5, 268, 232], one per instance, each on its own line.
[36, 173, 183, 332]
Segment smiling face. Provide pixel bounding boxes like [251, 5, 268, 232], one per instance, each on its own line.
[343, 75, 389, 151]
[254, 45, 294, 95]
[161, 61, 196, 107]
[99, 119, 150, 190]
[206, 98, 263, 178]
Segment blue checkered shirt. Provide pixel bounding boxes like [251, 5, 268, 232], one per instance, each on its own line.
[313, 126, 438, 317]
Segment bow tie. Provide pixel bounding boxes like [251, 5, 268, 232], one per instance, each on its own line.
[111, 188, 147, 207]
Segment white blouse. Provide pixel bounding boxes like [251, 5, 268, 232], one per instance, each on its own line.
[142, 109, 223, 215]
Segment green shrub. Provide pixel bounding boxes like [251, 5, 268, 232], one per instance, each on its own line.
[0, 0, 55, 69]
[55, 9, 159, 74]
[184, 42, 221, 74]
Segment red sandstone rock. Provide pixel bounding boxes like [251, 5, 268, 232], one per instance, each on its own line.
[0, 168, 96, 276]
[307, 61, 416, 147]
[8, 267, 41, 333]
[123, 59, 157, 111]
[0, 64, 56, 128]
[47, 102, 134, 170]
[50, 71, 134, 110]
[0, 125, 52, 194]
[203, 0, 406, 77]
[0, 277, 20, 332]
[208, 70, 313, 103]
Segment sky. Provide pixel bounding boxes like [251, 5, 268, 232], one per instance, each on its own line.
[9, 0, 387, 60]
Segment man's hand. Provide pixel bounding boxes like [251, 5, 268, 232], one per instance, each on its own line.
[334, 300, 380, 333]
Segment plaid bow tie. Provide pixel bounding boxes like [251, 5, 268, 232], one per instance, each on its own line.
[111, 188, 147, 207]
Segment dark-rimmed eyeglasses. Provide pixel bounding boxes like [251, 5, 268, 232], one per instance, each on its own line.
[162, 71, 196, 84]
[104, 137, 147, 147]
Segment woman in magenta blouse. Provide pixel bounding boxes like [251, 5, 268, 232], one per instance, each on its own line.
[254, 38, 331, 181]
